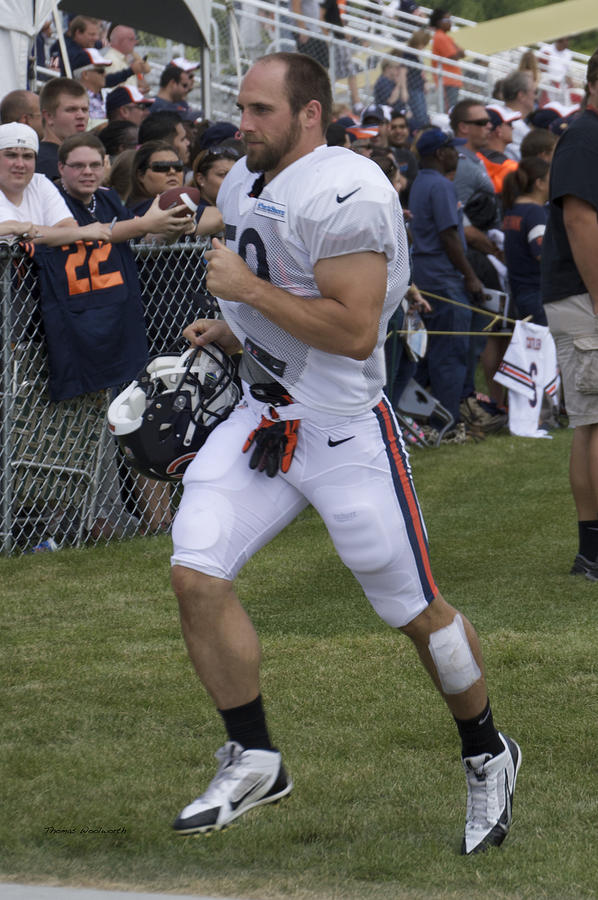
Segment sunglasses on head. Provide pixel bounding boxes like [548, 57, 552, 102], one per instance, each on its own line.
[203, 145, 241, 161]
[147, 160, 184, 173]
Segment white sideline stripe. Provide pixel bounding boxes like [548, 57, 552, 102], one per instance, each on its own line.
[0, 887, 250, 900]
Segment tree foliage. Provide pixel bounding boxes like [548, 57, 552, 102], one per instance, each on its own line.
[448, 0, 563, 20]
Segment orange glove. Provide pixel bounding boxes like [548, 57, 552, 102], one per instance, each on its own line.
[242, 414, 299, 477]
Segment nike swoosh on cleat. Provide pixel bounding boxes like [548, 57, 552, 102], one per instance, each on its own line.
[327, 436, 355, 447]
[229, 776, 270, 810]
[336, 188, 361, 203]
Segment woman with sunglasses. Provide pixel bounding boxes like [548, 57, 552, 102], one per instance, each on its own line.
[126, 140, 186, 215]
[128, 140, 227, 236]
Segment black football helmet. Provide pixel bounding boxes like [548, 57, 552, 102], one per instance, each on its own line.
[107, 344, 240, 482]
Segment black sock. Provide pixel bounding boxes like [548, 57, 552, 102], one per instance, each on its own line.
[454, 700, 504, 760]
[218, 694, 273, 751]
[578, 520, 598, 560]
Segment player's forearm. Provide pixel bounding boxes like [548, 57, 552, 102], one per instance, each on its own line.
[237, 274, 376, 359]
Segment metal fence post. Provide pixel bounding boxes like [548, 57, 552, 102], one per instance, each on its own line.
[0, 246, 14, 554]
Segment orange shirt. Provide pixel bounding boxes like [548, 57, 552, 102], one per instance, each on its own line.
[432, 29, 462, 87]
[478, 154, 519, 194]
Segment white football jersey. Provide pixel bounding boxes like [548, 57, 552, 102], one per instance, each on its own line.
[494, 320, 560, 438]
[216, 144, 410, 415]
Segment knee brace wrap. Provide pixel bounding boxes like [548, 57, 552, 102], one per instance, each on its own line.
[427, 614, 481, 695]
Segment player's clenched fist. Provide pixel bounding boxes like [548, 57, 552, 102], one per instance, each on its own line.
[205, 236, 256, 302]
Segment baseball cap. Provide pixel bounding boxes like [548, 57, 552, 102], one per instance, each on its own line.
[361, 104, 387, 126]
[71, 47, 113, 77]
[171, 56, 200, 72]
[346, 125, 380, 142]
[0, 122, 39, 154]
[199, 122, 239, 150]
[486, 104, 522, 129]
[106, 85, 154, 116]
[415, 127, 466, 156]
[529, 101, 579, 130]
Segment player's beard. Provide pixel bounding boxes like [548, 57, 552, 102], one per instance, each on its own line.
[245, 116, 301, 174]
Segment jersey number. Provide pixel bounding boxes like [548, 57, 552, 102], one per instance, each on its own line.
[238, 228, 270, 281]
[62, 242, 124, 296]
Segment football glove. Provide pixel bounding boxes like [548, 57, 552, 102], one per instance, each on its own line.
[242, 414, 299, 477]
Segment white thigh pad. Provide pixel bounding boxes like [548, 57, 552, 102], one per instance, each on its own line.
[315, 489, 395, 574]
[428, 614, 481, 695]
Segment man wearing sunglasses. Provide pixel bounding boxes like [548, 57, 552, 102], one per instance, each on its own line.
[449, 99, 496, 221]
[449, 100, 504, 433]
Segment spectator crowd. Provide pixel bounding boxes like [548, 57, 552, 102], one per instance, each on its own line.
[0, 6, 591, 544]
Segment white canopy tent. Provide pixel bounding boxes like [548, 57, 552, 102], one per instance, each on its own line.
[0, 0, 54, 93]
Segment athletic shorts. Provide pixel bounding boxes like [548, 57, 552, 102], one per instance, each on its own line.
[545, 293, 598, 427]
[171, 387, 438, 628]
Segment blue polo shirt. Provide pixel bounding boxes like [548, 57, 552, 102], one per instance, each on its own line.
[409, 167, 466, 289]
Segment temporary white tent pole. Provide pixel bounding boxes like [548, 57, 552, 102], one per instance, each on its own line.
[201, 42, 211, 119]
[50, 0, 71, 77]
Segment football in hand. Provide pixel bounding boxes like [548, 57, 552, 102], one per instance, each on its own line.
[158, 186, 202, 217]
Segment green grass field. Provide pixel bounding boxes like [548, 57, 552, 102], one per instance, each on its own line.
[2, 428, 598, 900]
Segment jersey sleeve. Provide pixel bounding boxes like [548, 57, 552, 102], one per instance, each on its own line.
[524, 206, 547, 261]
[294, 173, 401, 265]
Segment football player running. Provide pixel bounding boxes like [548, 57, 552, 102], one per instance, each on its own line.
[171, 52, 520, 854]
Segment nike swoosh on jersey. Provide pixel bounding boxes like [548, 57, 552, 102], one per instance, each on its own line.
[336, 188, 361, 204]
[328, 436, 355, 447]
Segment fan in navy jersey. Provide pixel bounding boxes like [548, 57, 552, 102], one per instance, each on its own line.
[36, 132, 194, 399]
[166, 52, 521, 855]
[54, 131, 197, 534]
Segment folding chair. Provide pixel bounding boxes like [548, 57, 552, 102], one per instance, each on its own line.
[395, 378, 455, 447]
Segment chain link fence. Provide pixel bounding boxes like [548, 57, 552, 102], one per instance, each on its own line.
[1, 235, 408, 557]
[0, 239, 212, 556]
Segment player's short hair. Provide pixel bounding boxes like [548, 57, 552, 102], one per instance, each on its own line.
[40, 77, 86, 115]
[160, 65, 184, 88]
[138, 110, 183, 145]
[520, 127, 557, 159]
[58, 132, 105, 164]
[257, 52, 333, 132]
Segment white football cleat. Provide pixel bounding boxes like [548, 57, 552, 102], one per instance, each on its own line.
[462, 732, 521, 854]
[173, 741, 292, 835]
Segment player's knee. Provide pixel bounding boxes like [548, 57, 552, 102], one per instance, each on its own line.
[171, 564, 231, 611]
[171, 564, 209, 601]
